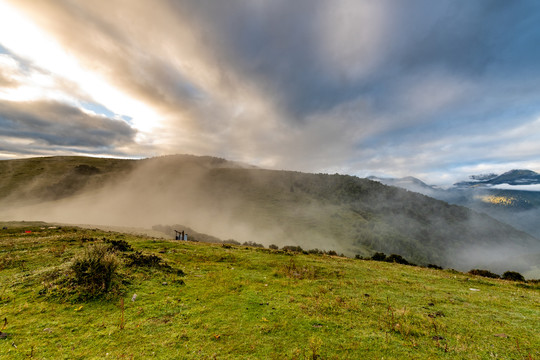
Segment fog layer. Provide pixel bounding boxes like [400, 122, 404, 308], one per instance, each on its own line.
[1, 155, 538, 277]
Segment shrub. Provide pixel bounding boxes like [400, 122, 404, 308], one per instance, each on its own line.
[242, 241, 264, 248]
[427, 264, 443, 270]
[71, 244, 119, 297]
[468, 269, 500, 279]
[385, 254, 411, 265]
[269, 244, 279, 250]
[126, 251, 163, 268]
[124, 251, 184, 276]
[371, 252, 387, 261]
[282, 245, 304, 253]
[502, 271, 525, 282]
[104, 238, 133, 252]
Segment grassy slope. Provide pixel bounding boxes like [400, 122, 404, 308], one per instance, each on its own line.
[1, 223, 538, 359]
[0, 156, 134, 203]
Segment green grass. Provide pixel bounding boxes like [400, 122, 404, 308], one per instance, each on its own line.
[0, 223, 538, 359]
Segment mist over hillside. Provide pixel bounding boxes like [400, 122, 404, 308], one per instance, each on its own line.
[370, 172, 540, 240]
[0, 155, 538, 276]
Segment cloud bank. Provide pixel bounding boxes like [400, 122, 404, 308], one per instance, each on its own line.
[1, 0, 540, 183]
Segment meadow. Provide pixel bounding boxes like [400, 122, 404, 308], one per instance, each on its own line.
[0, 222, 538, 359]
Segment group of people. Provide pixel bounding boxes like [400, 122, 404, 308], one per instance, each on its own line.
[174, 230, 188, 240]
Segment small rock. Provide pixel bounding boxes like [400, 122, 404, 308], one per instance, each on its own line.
[43, 328, 52, 333]
[162, 282, 168, 286]
[131, 294, 137, 302]
[494, 333, 509, 338]
[469, 288, 480, 291]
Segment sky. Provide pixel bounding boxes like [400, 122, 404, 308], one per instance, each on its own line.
[1, 0, 540, 185]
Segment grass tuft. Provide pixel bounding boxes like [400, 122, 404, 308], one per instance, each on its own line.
[71, 244, 119, 296]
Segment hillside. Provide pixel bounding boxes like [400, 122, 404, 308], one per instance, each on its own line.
[0, 156, 135, 203]
[0, 155, 538, 274]
[369, 172, 540, 247]
[0, 224, 538, 359]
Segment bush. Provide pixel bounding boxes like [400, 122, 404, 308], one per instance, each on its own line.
[126, 251, 163, 268]
[242, 241, 264, 248]
[468, 269, 500, 279]
[282, 245, 304, 253]
[385, 254, 412, 265]
[124, 251, 184, 276]
[502, 271, 525, 282]
[371, 252, 387, 261]
[269, 244, 279, 250]
[104, 238, 133, 252]
[71, 244, 119, 297]
[427, 264, 443, 270]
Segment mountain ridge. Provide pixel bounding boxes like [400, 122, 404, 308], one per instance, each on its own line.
[455, 169, 540, 187]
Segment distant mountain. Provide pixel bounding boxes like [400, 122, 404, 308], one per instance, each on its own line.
[366, 176, 440, 197]
[369, 170, 540, 254]
[0, 155, 538, 276]
[455, 169, 540, 187]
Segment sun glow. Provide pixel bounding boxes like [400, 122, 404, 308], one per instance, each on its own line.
[0, 1, 160, 133]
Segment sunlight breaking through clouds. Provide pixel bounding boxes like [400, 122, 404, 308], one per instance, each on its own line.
[0, 1, 158, 136]
[0, 0, 540, 183]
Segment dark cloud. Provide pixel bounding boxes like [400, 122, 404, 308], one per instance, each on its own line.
[158, 0, 363, 118]
[0, 100, 136, 148]
[158, 0, 540, 119]
[2, 0, 540, 183]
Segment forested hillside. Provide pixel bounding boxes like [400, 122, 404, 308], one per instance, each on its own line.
[0, 155, 538, 274]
